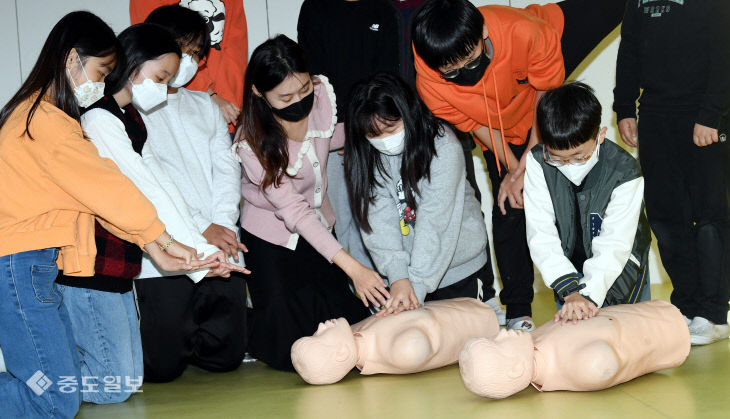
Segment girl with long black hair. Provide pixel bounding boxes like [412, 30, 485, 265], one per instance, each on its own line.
[0, 12, 205, 417]
[234, 35, 377, 370]
[345, 72, 499, 317]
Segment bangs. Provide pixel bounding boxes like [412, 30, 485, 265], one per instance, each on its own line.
[412, 0, 484, 69]
[365, 114, 401, 138]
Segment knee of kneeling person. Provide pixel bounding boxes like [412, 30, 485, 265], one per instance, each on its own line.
[194, 353, 244, 373]
[571, 341, 620, 390]
[88, 387, 135, 405]
[143, 359, 187, 383]
[389, 327, 433, 370]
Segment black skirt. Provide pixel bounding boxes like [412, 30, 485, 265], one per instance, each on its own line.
[242, 229, 370, 371]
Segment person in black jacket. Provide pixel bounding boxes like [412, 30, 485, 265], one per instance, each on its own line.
[613, 0, 730, 346]
[297, 0, 400, 271]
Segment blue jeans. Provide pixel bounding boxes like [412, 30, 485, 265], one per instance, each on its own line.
[0, 248, 81, 419]
[58, 285, 143, 404]
[555, 272, 652, 310]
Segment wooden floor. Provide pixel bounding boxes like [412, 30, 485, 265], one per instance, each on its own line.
[77, 284, 730, 419]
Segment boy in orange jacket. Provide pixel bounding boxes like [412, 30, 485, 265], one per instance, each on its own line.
[412, 0, 624, 330]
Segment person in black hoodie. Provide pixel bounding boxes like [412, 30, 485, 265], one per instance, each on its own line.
[297, 0, 400, 271]
[613, 0, 730, 346]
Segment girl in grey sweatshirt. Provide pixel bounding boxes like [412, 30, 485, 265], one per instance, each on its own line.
[345, 72, 499, 317]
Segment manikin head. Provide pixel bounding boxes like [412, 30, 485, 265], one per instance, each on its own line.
[291, 318, 357, 385]
[459, 329, 535, 399]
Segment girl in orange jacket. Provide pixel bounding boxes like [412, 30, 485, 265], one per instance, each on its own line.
[0, 12, 209, 418]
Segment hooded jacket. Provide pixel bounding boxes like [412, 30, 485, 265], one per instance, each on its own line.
[414, 3, 564, 154]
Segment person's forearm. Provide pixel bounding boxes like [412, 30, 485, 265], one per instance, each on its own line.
[473, 126, 519, 169]
[332, 249, 357, 276]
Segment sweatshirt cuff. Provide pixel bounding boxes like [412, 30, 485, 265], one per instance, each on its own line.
[696, 108, 722, 130]
[613, 104, 637, 121]
[579, 275, 608, 308]
[138, 219, 166, 249]
[321, 241, 344, 263]
[411, 282, 429, 306]
[550, 273, 584, 303]
[187, 269, 208, 283]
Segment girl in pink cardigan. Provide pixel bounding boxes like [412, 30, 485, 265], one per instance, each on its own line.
[234, 35, 388, 371]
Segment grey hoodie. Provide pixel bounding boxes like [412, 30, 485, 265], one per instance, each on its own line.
[361, 127, 488, 304]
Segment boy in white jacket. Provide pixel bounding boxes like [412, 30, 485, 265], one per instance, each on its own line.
[524, 82, 651, 325]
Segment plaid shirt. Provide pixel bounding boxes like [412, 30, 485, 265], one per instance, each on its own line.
[56, 96, 146, 293]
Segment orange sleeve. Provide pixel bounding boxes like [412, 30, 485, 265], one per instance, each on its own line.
[523, 18, 565, 91]
[185, 1, 247, 132]
[39, 128, 164, 248]
[416, 76, 480, 133]
[129, 0, 177, 24]
[188, 1, 247, 108]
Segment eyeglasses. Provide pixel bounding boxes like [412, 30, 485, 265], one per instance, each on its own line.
[441, 39, 487, 80]
[543, 137, 599, 167]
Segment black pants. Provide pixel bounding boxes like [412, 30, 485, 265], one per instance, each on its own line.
[424, 263, 495, 303]
[483, 142, 534, 319]
[135, 273, 248, 383]
[638, 113, 730, 324]
[242, 229, 370, 371]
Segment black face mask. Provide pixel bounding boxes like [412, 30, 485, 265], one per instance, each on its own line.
[269, 90, 315, 122]
[449, 51, 491, 86]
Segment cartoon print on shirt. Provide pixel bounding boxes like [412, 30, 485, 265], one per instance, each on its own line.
[179, 0, 226, 50]
[396, 179, 416, 236]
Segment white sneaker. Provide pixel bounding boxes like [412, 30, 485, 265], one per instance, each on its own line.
[507, 316, 535, 332]
[242, 353, 258, 363]
[485, 297, 506, 326]
[0, 346, 5, 373]
[689, 316, 730, 346]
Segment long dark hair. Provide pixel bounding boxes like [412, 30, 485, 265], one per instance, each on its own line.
[238, 34, 311, 190]
[345, 72, 441, 233]
[105, 23, 181, 95]
[0, 11, 121, 139]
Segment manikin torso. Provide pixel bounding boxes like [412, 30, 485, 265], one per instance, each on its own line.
[353, 298, 499, 375]
[530, 300, 690, 391]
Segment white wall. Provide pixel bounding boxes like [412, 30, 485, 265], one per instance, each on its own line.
[1, 0, 667, 287]
[0, 0, 22, 105]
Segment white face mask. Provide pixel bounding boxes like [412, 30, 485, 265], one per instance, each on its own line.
[130, 70, 168, 112]
[368, 129, 405, 156]
[557, 140, 601, 186]
[68, 53, 104, 108]
[169, 54, 198, 88]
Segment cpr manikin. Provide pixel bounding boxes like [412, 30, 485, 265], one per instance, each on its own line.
[291, 298, 499, 385]
[459, 300, 690, 398]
